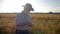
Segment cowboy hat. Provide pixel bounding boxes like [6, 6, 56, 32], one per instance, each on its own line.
[22, 3, 34, 11]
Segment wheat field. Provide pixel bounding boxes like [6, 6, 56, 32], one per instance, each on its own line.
[0, 13, 60, 34]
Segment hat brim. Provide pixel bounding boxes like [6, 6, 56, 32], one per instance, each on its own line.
[22, 5, 25, 7]
[31, 8, 34, 11]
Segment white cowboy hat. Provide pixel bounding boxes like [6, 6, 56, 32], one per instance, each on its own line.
[22, 3, 34, 11]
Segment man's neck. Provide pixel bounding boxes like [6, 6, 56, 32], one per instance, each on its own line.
[22, 11, 30, 15]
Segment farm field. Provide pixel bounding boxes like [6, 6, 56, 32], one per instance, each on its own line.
[0, 13, 60, 34]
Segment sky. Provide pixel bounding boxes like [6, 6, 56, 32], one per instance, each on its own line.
[0, 0, 60, 13]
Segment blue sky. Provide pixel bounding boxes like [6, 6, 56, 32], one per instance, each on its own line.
[0, 0, 60, 13]
[36, 0, 60, 13]
[39, 0, 60, 7]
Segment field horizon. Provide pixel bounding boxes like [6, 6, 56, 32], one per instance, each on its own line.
[0, 13, 60, 34]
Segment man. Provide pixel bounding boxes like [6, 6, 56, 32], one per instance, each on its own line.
[16, 3, 34, 34]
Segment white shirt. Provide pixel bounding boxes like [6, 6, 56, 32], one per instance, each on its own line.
[16, 12, 32, 30]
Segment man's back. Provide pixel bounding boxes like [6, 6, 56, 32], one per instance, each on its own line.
[16, 12, 32, 30]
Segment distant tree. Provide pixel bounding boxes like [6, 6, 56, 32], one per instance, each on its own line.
[49, 11, 53, 14]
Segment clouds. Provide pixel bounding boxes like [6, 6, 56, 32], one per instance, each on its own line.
[1, 0, 40, 13]
[0, 0, 60, 13]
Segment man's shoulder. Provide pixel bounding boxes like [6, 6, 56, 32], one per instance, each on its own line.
[17, 13, 20, 14]
[16, 13, 25, 18]
[17, 13, 21, 15]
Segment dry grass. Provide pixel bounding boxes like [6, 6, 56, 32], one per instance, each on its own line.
[0, 13, 60, 34]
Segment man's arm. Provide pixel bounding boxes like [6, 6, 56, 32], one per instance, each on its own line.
[26, 22, 33, 27]
[28, 23, 33, 27]
[16, 22, 25, 27]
